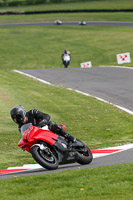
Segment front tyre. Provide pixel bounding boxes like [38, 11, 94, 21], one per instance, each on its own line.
[76, 146, 93, 165]
[31, 144, 59, 170]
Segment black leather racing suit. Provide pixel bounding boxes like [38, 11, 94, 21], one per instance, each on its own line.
[18, 109, 75, 142]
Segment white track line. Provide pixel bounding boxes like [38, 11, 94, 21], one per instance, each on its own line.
[13, 68, 133, 115]
[4, 68, 132, 173]
[100, 65, 133, 70]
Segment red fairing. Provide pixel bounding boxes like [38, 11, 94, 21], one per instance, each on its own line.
[33, 130, 58, 146]
[18, 137, 28, 148]
[18, 125, 59, 153]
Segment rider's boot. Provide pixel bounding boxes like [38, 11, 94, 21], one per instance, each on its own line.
[60, 129, 76, 142]
[48, 121, 76, 142]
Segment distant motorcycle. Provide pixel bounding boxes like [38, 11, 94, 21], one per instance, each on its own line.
[62, 54, 71, 68]
[18, 123, 93, 170]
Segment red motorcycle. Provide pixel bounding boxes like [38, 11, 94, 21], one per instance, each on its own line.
[18, 123, 93, 170]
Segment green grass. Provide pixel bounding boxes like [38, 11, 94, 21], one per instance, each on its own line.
[0, 69, 133, 169]
[1, 12, 133, 24]
[0, 4, 133, 199]
[0, 19, 133, 169]
[0, 0, 133, 12]
[0, 164, 133, 200]
[0, 0, 133, 24]
[0, 26, 133, 70]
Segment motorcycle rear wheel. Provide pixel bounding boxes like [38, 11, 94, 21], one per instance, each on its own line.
[76, 146, 93, 165]
[31, 144, 59, 170]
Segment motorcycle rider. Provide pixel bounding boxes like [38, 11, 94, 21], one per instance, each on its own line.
[10, 105, 76, 142]
[61, 49, 71, 68]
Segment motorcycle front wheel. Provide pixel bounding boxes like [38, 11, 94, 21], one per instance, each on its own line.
[31, 144, 59, 170]
[76, 146, 93, 165]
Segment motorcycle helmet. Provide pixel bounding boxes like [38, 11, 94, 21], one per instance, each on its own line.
[64, 49, 68, 54]
[10, 105, 26, 124]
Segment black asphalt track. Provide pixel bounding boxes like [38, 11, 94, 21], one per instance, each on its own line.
[20, 67, 133, 112]
[1, 66, 133, 179]
[1, 19, 133, 178]
[1, 21, 133, 27]
[0, 148, 132, 179]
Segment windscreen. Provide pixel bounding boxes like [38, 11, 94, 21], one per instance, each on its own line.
[20, 123, 32, 136]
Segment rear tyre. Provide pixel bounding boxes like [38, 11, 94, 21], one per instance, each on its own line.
[31, 144, 59, 170]
[76, 146, 93, 165]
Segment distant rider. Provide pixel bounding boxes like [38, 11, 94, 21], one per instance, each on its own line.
[61, 49, 71, 68]
[10, 105, 76, 142]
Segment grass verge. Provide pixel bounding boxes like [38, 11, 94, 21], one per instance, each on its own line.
[0, 26, 133, 70]
[0, 69, 133, 169]
[1, 12, 133, 23]
[0, 164, 133, 200]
